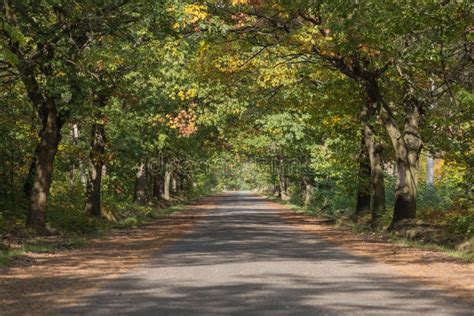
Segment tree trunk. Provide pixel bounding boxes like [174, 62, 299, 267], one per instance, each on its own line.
[174, 175, 185, 196]
[273, 182, 280, 197]
[23, 151, 38, 199]
[354, 137, 371, 216]
[84, 123, 106, 217]
[162, 168, 172, 201]
[328, 55, 423, 226]
[364, 80, 422, 226]
[359, 101, 386, 224]
[134, 161, 147, 205]
[27, 108, 64, 228]
[369, 150, 386, 224]
[392, 158, 417, 221]
[302, 176, 314, 209]
[278, 158, 288, 200]
[152, 173, 162, 200]
[387, 97, 422, 224]
[179, 175, 186, 193]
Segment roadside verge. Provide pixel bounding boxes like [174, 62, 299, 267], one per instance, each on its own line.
[266, 197, 474, 303]
[0, 195, 218, 316]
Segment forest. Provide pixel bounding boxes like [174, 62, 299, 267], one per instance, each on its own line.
[0, 0, 473, 260]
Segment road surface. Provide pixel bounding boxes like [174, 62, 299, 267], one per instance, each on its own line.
[65, 192, 472, 315]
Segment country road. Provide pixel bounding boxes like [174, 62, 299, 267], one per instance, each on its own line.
[65, 192, 473, 315]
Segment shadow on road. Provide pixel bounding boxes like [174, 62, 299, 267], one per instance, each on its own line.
[63, 193, 473, 315]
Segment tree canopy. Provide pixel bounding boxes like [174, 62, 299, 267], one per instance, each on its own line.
[0, 0, 472, 240]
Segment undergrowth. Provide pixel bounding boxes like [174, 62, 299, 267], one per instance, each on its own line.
[0, 187, 211, 267]
[271, 190, 474, 263]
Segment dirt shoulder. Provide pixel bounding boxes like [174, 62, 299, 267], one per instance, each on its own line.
[0, 196, 218, 316]
[269, 200, 474, 303]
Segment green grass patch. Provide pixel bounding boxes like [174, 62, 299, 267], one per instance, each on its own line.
[0, 236, 88, 267]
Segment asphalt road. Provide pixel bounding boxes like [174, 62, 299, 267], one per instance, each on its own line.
[65, 192, 473, 315]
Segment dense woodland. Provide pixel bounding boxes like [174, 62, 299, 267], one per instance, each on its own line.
[0, 1, 472, 252]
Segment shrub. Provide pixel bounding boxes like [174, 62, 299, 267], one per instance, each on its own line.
[445, 214, 474, 239]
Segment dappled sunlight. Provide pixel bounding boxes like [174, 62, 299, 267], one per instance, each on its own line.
[59, 193, 472, 315]
[0, 196, 219, 315]
[1, 1, 472, 314]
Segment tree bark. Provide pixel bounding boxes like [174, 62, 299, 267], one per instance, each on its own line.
[359, 101, 386, 224]
[162, 167, 172, 201]
[302, 176, 314, 209]
[152, 173, 162, 200]
[365, 80, 422, 226]
[278, 157, 289, 200]
[14, 62, 65, 227]
[23, 148, 38, 199]
[384, 97, 422, 225]
[393, 100, 422, 223]
[84, 123, 106, 217]
[134, 161, 147, 205]
[354, 137, 371, 216]
[321, 51, 422, 226]
[27, 107, 64, 227]
[273, 182, 280, 197]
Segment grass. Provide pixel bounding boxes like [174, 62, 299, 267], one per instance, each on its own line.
[346, 221, 474, 263]
[266, 195, 474, 263]
[0, 199, 198, 268]
[0, 249, 22, 266]
[388, 237, 474, 262]
[0, 236, 88, 267]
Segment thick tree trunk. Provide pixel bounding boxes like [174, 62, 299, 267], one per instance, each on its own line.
[329, 55, 423, 226]
[27, 108, 63, 228]
[23, 152, 38, 199]
[134, 161, 147, 205]
[354, 137, 371, 216]
[392, 158, 417, 221]
[355, 189, 371, 215]
[84, 123, 106, 217]
[387, 97, 422, 225]
[359, 102, 386, 224]
[364, 80, 422, 227]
